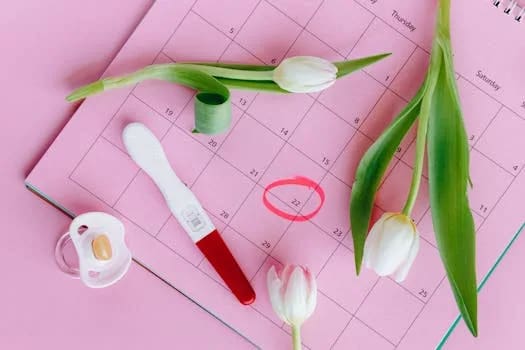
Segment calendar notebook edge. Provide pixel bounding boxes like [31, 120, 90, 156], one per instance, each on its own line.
[22, 181, 260, 348]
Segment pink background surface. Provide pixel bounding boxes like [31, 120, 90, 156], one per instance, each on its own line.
[0, 2, 250, 349]
[1, 1, 524, 349]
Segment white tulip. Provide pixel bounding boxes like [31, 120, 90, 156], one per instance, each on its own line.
[363, 212, 420, 282]
[272, 56, 338, 93]
[267, 264, 317, 350]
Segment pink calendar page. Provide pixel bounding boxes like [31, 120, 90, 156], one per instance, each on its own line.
[27, 0, 525, 348]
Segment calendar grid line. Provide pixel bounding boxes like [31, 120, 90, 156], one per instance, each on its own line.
[68, 174, 166, 242]
[350, 0, 431, 55]
[476, 158, 524, 226]
[207, 3, 317, 224]
[396, 275, 448, 347]
[383, 44, 419, 89]
[232, 0, 337, 291]
[459, 74, 525, 122]
[387, 275, 431, 304]
[131, 90, 181, 125]
[253, 19, 422, 344]
[131, 87, 188, 124]
[100, 139, 142, 209]
[354, 314, 399, 347]
[172, 0, 276, 286]
[316, 19, 432, 346]
[105, 83, 197, 214]
[472, 143, 517, 177]
[117, 54, 446, 342]
[153, 235, 201, 268]
[398, 165, 525, 347]
[263, 0, 351, 58]
[347, 12, 378, 57]
[349, 2, 525, 124]
[193, 253, 296, 344]
[332, 278, 382, 347]
[157, 0, 199, 60]
[68, 90, 135, 180]
[227, 0, 264, 39]
[292, 19, 416, 256]
[330, 317, 354, 350]
[472, 104, 503, 149]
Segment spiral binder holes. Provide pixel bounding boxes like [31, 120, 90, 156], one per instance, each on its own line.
[494, 0, 525, 22]
[516, 6, 525, 21]
[504, 0, 517, 14]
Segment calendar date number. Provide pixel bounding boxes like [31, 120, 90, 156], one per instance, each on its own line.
[333, 228, 344, 237]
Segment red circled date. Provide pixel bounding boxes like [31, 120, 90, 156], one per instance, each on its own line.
[262, 176, 325, 221]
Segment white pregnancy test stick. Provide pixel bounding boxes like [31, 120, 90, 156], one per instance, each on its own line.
[122, 123, 255, 305]
[123, 123, 214, 242]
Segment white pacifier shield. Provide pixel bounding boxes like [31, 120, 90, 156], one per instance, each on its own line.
[69, 212, 132, 288]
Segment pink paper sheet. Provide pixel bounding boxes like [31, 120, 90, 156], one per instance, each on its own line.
[26, 0, 525, 348]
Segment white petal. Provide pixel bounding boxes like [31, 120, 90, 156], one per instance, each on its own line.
[301, 79, 336, 93]
[368, 214, 414, 276]
[273, 56, 337, 93]
[283, 266, 309, 326]
[393, 231, 420, 282]
[280, 264, 294, 291]
[267, 266, 287, 323]
[364, 213, 395, 269]
[303, 267, 317, 320]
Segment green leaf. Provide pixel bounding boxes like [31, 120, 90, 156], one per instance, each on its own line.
[189, 53, 391, 89]
[335, 53, 391, 78]
[180, 61, 277, 71]
[66, 53, 390, 133]
[188, 52, 391, 78]
[216, 77, 287, 93]
[426, 31, 478, 338]
[350, 86, 424, 274]
[67, 65, 232, 134]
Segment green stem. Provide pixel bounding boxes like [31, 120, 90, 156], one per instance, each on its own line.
[178, 63, 274, 81]
[66, 63, 275, 102]
[402, 1, 447, 217]
[292, 325, 302, 350]
[401, 110, 429, 216]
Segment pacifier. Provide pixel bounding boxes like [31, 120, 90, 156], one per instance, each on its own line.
[55, 212, 132, 288]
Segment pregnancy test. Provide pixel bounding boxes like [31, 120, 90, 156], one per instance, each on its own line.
[122, 123, 255, 305]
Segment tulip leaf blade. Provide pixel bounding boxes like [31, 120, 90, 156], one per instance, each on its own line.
[335, 53, 391, 78]
[190, 53, 391, 79]
[216, 77, 287, 93]
[66, 65, 232, 134]
[427, 40, 478, 336]
[350, 87, 424, 274]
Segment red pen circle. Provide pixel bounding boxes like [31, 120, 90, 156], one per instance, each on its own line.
[263, 176, 325, 222]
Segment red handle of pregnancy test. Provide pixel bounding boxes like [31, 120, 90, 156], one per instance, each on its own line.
[196, 230, 256, 305]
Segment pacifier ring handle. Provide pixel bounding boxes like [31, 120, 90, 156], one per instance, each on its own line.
[55, 232, 80, 278]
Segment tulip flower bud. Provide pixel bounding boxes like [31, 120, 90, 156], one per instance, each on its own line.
[272, 56, 338, 93]
[363, 212, 420, 282]
[267, 264, 317, 349]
